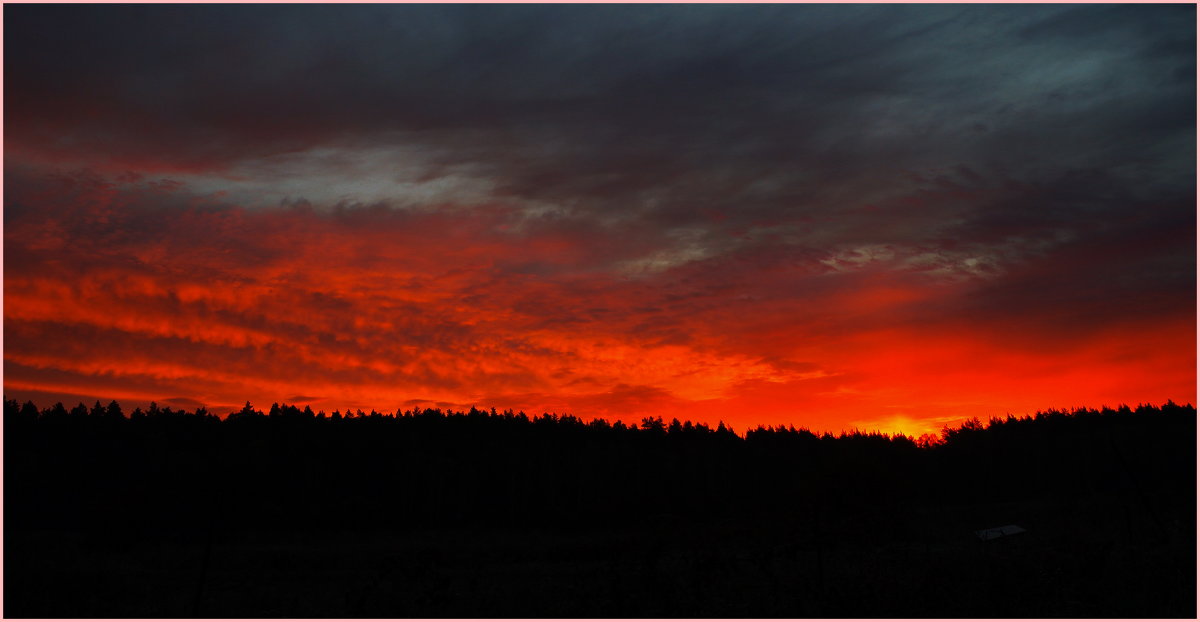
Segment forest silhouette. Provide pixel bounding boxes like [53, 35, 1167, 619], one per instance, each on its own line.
[5, 397, 1195, 617]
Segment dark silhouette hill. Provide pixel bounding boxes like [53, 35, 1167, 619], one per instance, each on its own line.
[4, 398, 1195, 617]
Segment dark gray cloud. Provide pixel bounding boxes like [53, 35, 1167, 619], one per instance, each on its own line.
[5, 3, 1195, 344]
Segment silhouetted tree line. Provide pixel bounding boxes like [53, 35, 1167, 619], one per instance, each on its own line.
[5, 397, 1194, 540]
[5, 397, 1196, 618]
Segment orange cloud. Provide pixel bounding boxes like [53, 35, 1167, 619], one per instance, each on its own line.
[4, 170, 1194, 435]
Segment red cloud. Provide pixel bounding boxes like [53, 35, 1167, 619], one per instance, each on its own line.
[4, 169, 1194, 435]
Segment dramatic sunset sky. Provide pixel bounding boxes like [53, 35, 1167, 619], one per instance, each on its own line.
[4, 4, 1196, 435]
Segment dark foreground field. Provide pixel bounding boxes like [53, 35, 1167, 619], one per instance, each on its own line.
[5, 400, 1196, 617]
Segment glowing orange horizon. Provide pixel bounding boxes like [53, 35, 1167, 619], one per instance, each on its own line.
[4, 172, 1194, 438]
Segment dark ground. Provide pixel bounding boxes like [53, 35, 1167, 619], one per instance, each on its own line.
[5, 400, 1196, 617]
[8, 493, 1193, 618]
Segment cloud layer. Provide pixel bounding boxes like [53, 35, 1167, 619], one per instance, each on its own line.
[4, 4, 1195, 434]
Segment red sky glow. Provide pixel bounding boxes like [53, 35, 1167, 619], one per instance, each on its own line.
[4, 4, 1195, 435]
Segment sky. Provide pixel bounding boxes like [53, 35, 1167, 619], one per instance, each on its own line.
[3, 4, 1196, 435]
